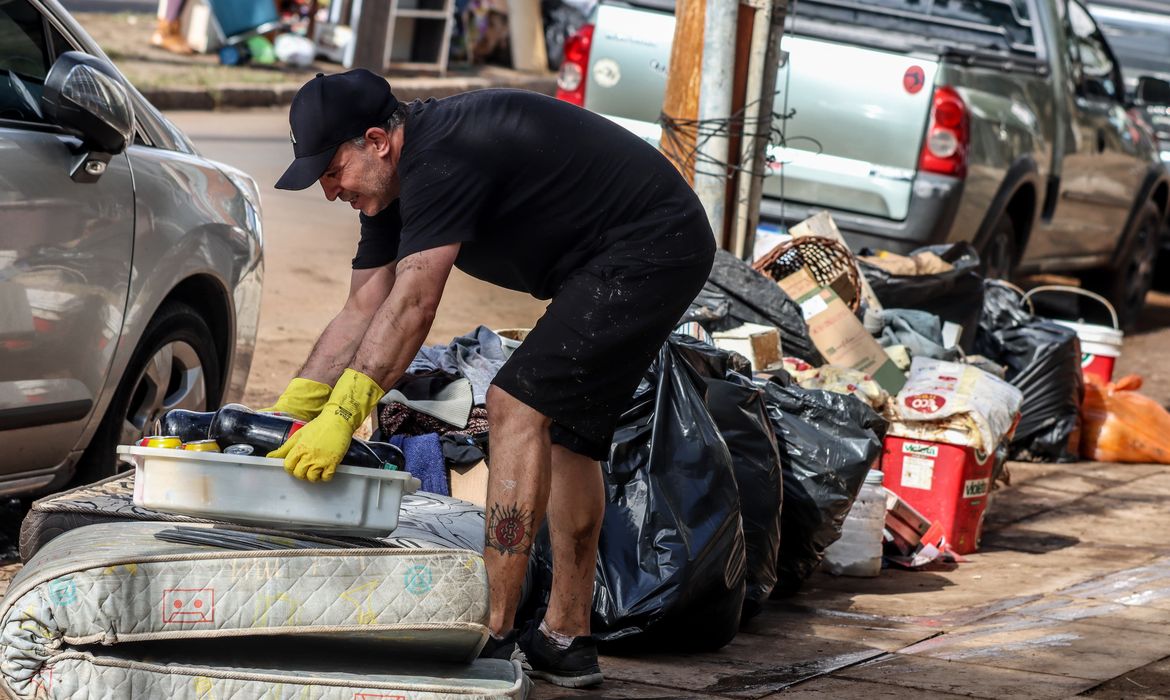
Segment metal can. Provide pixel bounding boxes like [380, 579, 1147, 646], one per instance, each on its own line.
[181, 440, 221, 453]
[139, 435, 182, 449]
[223, 444, 256, 456]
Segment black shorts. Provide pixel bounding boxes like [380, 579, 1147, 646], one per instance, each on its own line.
[491, 229, 715, 460]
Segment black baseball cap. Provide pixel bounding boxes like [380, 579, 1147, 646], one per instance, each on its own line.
[275, 69, 400, 191]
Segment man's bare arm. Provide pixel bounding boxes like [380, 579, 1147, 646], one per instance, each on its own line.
[297, 263, 397, 385]
[350, 243, 460, 389]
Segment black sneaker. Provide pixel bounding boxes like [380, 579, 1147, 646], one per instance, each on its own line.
[479, 629, 523, 662]
[519, 624, 604, 688]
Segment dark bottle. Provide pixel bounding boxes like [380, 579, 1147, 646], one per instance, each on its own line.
[208, 404, 405, 470]
[155, 409, 215, 443]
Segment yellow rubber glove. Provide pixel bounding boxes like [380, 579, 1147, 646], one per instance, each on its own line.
[258, 377, 332, 421]
[267, 369, 384, 482]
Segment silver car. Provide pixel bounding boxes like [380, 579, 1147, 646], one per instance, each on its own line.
[0, 0, 263, 493]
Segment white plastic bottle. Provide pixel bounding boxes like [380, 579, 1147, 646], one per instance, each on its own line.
[822, 470, 886, 577]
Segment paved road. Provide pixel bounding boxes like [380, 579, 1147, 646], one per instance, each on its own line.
[165, 108, 548, 406]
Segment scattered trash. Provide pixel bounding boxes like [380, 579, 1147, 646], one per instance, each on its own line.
[860, 243, 984, 350]
[975, 282, 1084, 462]
[763, 380, 887, 595]
[274, 32, 316, 67]
[1081, 375, 1170, 464]
[822, 470, 886, 577]
[893, 358, 1023, 455]
[1024, 286, 1124, 385]
[882, 358, 1021, 554]
[712, 322, 784, 371]
[776, 267, 906, 394]
[702, 362, 784, 618]
[883, 489, 948, 568]
[529, 338, 746, 650]
[701, 249, 823, 364]
[781, 359, 889, 410]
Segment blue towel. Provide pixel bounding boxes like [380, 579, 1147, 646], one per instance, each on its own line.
[390, 433, 449, 496]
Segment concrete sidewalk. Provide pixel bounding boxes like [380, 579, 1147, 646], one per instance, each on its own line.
[75, 11, 557, 110]
[534, 460, 1170, 698]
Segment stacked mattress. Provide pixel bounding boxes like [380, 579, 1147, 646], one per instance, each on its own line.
[3, 482, 527, 699]
[20, 474, 486, 560]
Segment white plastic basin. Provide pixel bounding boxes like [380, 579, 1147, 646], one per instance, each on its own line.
[115, 445, 421, 536]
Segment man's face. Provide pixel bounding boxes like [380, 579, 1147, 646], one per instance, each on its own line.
[318, 137, 398, 216]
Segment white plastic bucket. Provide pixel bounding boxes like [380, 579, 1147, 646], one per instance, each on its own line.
[1022, 286, 1123, 384]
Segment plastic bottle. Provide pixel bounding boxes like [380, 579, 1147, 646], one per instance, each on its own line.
[822, 470, 887, 577]
[204, 404, 405, 470]
[155, 409, 215, 443]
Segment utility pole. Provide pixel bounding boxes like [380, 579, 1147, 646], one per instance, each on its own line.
[693, 0, 739, 240]
[731, 0, 788, 259]
[659, 0, 706, 185]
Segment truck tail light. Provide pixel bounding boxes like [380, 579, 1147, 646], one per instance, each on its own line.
[556, 23, 594, 107]
[919, 86, 968, 178]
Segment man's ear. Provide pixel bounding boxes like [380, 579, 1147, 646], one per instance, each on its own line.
[365, 127, 392, 155]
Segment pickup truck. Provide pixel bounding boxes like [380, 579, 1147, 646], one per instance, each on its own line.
[556, 0, 1168, 328]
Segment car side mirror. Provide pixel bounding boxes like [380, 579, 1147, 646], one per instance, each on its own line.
[41, 51, 135, 183]
[1136, 76, 1170, 106]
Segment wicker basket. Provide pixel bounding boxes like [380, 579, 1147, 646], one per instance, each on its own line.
[752, 236, 862, 311]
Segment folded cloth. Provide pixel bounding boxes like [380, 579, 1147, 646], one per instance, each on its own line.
[381, 404, 490, 439]
[383, 375, 474, 428]
[390, 433, 450, 496]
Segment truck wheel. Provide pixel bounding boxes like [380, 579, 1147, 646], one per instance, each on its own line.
[979, 215, 1017, 281]
[1083, 200, 1160, 332]
[74, 301, 222, 485]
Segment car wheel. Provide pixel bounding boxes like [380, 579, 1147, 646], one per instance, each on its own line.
[1083, 200, 1160, 332]
[979, 215, 1017, 281]
[74, 301, 222, 484]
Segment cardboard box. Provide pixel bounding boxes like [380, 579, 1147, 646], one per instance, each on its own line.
[789, 211, 884, 314]
[777, 268, 906, 394]
[713, 323, 783, 371]
[450, 460, 488, 507]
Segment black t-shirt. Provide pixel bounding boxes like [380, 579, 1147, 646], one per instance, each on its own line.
[351, 89, 708, 299]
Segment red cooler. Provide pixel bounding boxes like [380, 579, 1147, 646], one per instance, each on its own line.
[881, 432, 994, 555]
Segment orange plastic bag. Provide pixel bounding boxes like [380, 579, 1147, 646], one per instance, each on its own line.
[1080, 375, 1170, 464]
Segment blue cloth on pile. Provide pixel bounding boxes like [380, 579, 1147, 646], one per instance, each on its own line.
[390, 433, 449, 496]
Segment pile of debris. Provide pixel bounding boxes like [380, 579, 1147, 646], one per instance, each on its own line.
[9, 211, 1170, 698]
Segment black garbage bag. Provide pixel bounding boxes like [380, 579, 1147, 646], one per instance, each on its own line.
[975, 282, 1084, 462]
[762, 380, 886, 596]
[682, 283, 733, 330]
[706, 375, 783, 619]
[860, 243, 984, 351]
[527, 338, 746, 650]
[704, 249, 823, 364]
[668, 335, 783, 619]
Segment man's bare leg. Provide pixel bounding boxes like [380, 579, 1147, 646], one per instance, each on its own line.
[484, 385, 552, 636]
[542, 444, 604, 637]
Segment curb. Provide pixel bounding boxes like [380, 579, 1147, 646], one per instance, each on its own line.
[141, 74, 559, 111]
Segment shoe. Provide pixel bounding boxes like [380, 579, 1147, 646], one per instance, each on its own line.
[479, 629, 523, 662]
[518, 624, 604, 688]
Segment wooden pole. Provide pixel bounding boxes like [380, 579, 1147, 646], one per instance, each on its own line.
[659, 0, 706, 184]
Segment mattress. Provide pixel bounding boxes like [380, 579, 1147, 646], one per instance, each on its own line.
[20, 474, 486, 561]
[1, 522, 525, 700]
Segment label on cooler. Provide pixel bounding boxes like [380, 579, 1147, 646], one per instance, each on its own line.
[902, 442, 939, 458]
[902, 455, 935, 490]
[963, 478, 990, 498]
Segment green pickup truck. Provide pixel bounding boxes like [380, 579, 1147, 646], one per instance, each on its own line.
[556, 0, 1167, 328]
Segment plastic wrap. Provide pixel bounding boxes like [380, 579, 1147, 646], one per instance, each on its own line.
[860, 242, 984, 350]
[975, 283, 1084, 462]
[762, 381, 887, 595]
[1081, 375, 1170, 464]
[699, 249, 823, 364]
[528, 338, 746, 650]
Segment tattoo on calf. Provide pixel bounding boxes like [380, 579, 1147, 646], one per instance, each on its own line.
[487, 504, 535, 555]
